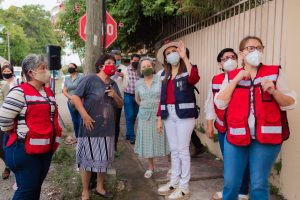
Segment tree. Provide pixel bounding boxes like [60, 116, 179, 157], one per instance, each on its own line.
[0, 5, 62, 65]
[56, 0, 86, 58]
[56, 0, 241, 54]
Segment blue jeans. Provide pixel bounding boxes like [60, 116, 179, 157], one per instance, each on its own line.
[218, 132, 249, 195]
[223, 137, 281, 200]
[67, 101, 81, 138]
[124, 93, 139, 140]
[5, 141, 53, 200]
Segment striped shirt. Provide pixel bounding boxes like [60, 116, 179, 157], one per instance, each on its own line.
[0, 87, 56, 139]
[124, 65, 139, 94]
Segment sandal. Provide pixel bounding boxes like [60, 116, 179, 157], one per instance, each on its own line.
[2, 168, 10, 180]
[144, 170, 154, 178]
[94, 190, 113, 199]
[213, 191, 222, 200]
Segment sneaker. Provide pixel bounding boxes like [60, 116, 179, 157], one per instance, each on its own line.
[144, 170, 154, 178]
[130, 140, 135, 145]
[158, 182, 178, 196]
[167, 187, 191, 200]
[212, 191, 222, 200]
[238, 194, 249, 200]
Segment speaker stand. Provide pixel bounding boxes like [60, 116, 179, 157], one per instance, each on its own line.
[51, 70, 66, 129]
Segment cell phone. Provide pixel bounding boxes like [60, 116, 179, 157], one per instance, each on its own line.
[105, 86, 111, 91]
[117, 69, 122, 73]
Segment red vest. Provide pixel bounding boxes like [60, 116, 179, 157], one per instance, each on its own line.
[212, 73, 227, 133]
[226, 65, 290, 146]
[7, 83, 62, 154]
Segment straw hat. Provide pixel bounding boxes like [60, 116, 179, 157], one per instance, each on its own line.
[156, 41, 179, 64]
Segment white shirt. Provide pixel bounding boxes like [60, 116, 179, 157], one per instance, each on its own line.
[214, 68, 297, 137]
[204, 83, 217, 120]
[111, 64, 128, 97]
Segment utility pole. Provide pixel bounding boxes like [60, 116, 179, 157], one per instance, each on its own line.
[84, 0, 103, 74]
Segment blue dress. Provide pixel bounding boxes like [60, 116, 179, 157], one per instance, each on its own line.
[134, 75, 169, 158]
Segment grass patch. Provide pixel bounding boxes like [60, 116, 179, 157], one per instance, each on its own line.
[273, 160, 282, 175]
[270, 184, 287, 200]
[213, 134, 219, 142]
[64, 124, 73, 132]
[197, 123, 206, 134]
[51, 143, 119, 199]
[51, 143, 82, 199]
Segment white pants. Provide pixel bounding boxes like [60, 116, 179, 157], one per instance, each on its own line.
[164, 105, 195, 190]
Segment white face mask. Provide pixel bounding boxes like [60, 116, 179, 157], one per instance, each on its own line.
[166, 52, 180, 66]
[33, 70, 51, 84]
[223, 59, 238, 72]
[245, 50, 262, 67]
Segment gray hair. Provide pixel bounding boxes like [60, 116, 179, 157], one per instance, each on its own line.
[137, 57, 155, 78]
[22, 54, 47, 81]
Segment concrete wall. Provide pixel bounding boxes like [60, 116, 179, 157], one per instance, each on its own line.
[170, 0, 299, 198]
[279, 0, 300, 199]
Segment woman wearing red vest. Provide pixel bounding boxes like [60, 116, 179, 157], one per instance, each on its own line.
[156, 40, 200, 200]
[0, 54, 62, 200]
[215, 36, 297, 200]
[205, 48, 250, 200]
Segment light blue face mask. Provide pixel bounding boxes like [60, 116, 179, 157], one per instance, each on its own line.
[116, 60, 121, 67]
[166, 52, 180, 66]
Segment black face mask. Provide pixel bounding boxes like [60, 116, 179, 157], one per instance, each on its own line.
[131, 62, 139, 69]
[2, 73, 13, 79]
[68, 68, 76, 74]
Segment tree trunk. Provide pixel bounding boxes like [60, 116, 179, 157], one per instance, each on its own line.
[84, 0, 103, 74]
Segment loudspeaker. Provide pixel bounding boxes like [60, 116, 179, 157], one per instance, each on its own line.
[46, 45, 61, 70]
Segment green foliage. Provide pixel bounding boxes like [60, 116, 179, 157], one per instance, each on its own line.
[0, 5, 62, 65]
[56, 0, 241, 52]
[57, 0, 177, 51]
[0, 24, 30, 64]
[141, 0, 177, 17]
[51, 144, 82, 199]
[56, 0, 85, 53]
[176, 0, 239, 17]
[269, 183, 287, 200]
[274, 159, 282, 175]
[197, 123, 206, 134]
[52, 143, 75, 166]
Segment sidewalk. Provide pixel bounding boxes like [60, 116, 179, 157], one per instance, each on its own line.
[126, 132, 224, 200]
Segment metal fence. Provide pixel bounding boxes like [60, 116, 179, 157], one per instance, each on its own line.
[157, 0, 286, 126]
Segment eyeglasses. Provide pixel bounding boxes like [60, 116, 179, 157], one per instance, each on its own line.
[243, 46, 264, 52]
[220, 55, 237, 62]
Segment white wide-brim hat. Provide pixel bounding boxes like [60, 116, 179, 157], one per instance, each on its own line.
[156, 41, 179, 64]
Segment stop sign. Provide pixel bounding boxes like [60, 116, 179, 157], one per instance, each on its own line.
[79, 11, 117, 48]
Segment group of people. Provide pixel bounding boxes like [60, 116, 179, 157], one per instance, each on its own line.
[0, 35, 297, 200]
[204, 36, 297, 200]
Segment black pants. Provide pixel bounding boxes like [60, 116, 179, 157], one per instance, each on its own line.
[191, 130, 204, 150]
[0, 131, 5, 162]
[114, 107, 122, 150]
